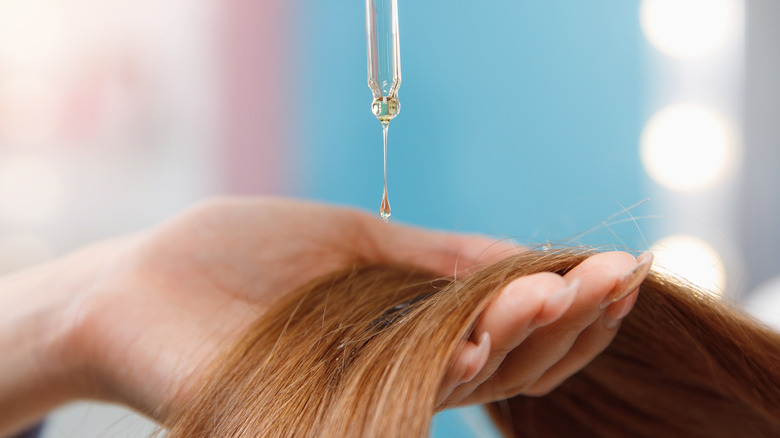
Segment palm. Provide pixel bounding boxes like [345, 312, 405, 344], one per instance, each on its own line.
[141, 199, 369, 305]
[65, 197, 647, 425]
[72, 198, 494, 421]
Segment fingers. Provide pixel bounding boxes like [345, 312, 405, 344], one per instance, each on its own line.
[436, 332, 491, 406]
[456, 251, 653, 405]
[358, 214, 519, 278]
[439, 272, 580, 406]
[523, 252, 653, 396]
[525, 289, 640, 396]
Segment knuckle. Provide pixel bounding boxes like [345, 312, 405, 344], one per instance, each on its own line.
[498, 381, 534, 399]
[525, 272, 568, 297]
[581, 250, 637, 271]
[489, 345, 513, 359]
[523, 383, 557, 397]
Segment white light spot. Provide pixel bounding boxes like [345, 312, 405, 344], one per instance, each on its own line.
[640, 0, 740, 58]
[0, 154, 66, 225]
[641, 104, 737, 191]
[650, 234, 726, 296]
[0, 233, 55, 274]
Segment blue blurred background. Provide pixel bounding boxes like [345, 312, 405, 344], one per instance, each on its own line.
[299, 1, 647, 250]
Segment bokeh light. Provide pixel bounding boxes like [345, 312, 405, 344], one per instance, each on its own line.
[640, 0, 740, 58]
[640, 103, 737, 191]
[0, 154, 66, 225]
[650, 234, 726, 296]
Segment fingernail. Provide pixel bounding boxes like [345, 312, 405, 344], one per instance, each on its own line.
[546, 278, 581, 311]
[603, 291, 638, 329]
[600, 251, 654, 309]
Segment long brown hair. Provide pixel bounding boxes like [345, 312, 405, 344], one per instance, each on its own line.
[167, 249, 780, 437]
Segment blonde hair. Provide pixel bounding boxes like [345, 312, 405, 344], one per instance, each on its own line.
[167, 249, 780, 437]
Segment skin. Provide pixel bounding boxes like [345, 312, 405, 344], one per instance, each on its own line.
[0, 197, 649, 436]
[441, 250, 650, 407]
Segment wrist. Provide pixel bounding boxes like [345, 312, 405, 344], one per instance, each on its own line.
[0, 233, 127, 437]
[0, 264, 79, 435]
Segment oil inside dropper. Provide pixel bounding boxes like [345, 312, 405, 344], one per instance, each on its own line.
[379, 121, 391, 222]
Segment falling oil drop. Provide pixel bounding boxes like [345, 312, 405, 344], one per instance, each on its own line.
[379, 122, 391, 222]
[380, 188, 390, 222]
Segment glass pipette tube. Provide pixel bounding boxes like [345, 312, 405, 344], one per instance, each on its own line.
[366, 0, 401, 221]
[366, 0, 401, 123]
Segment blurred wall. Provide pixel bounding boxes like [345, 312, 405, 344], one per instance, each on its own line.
[741, 0, 780, 291]
[741, 0, 780, 328]
[297, 1, 646, 252]
[0, 0, 220, 275]
[219, 0, 296, 195]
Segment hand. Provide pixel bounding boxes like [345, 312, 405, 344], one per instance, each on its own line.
[0, 196, 649, 437]
[48, 197, 515, 423]
[437, 251, 653, 407]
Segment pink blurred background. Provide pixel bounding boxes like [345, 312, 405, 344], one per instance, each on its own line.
[0, 0, 296, 277]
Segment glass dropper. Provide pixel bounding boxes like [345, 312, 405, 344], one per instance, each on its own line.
[366, 0, 401, 221]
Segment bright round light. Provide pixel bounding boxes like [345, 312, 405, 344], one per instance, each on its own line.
[650, 234, 726, 296]
[0, 233, 55, 274]
[640, 0, 740, 58]
[0, 154, 66, 225]
[640, 104, 737, 191]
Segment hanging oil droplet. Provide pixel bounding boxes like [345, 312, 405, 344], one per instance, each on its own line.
[379, 122, 391, 222]
[380, 188, 390, 222]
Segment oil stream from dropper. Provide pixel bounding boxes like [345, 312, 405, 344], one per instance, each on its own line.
[379, 122, 391, 222]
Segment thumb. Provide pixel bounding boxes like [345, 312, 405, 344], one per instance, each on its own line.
[359, 216, 518, 277]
